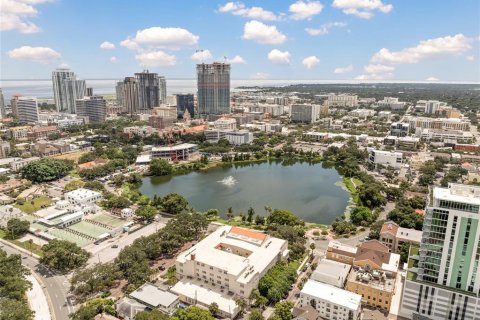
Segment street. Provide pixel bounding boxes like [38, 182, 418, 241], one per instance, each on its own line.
[0, 240, 73, 320]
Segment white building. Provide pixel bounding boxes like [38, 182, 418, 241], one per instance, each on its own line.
[291, 104, 319, 123]
[0, 205, 23, 228]
[378, 97, 406, 110]
[327, 94, 358, 107]
[172, 225, 288, 318]
[225, 130, 253, 145]
[311, 259, 351, 288]
[16, 97, 39, 123]
[52, 68, 86, 113]
[151, 143, 198, 162]
[368, 149, 403, 169]
[299, 280, 362, 320]
[10, 157, 40, 172]
[64, 188, 102, 213]
[349, 109, 376, 119]
[213, 117, 237, 130]
[415, 128, 474, 144]
[404, 116, 470, 132]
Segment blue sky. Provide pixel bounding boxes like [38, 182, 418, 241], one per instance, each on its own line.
[1, 0, 479, 81]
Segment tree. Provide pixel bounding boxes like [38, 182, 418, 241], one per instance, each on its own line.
[0, 299, 34, 320]
[235, 297, 248, 315]
[247, 207, 255, 223]
[273, 301, 294, 320]
[171, 306, 214, 320]
[40, 240, 90, 273]
[350, 206, 375, 226]
[70, 298, 116, 320]
[205, 209, 219, 220]
[150, 158, 173, 176]
[358, 185, 387, 209]
[208, 302, 219, 317]
[6, 219, 30, 240]
[398, 242, 411, 263]
[64, 180, 85, 192]
[136, 309, 169, 320]
[0, 249, 32, 301]
[161, 193, 188, 215]
[71, 263, 121, 301]
[21, 158, 74, 183]
[249, 309, 265, 320]
[135, 205, 158, 223]
[266, 209, 304, 227]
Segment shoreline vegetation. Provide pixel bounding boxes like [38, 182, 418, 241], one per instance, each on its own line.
[143, 155, 357, 229]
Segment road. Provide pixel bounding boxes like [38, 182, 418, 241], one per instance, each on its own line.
[26, 274, 51, 320]
[0, 241, 73, 320]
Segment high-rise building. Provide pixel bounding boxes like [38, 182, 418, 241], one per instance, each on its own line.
[400, 183, 480, 320]
[135, 70, 160, 113]
[115, 81, 125, 107]
[52, 68, 86, 113]
[0, 88, 5, 118]
[159, 76, 167, 104]
[86, 87, 93, 97]
[16, 96, 39, 123]
[76, 96, 106, 123]
[197, 63, 230, 118]
[176, 94, 194, 118]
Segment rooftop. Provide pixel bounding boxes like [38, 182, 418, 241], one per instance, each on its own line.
[152, 143, 197, 152]
[348, 268, 396, 293]
[311, 259, 351, 288]
[433, 183, 480, 206]
[130, 283, 178, 309]
[380, 221, 399, 236]
[301, 280, 361, 311]
[327, 241, 357, 257]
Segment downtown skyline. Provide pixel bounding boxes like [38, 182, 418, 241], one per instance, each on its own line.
[1, 0, 479, 82]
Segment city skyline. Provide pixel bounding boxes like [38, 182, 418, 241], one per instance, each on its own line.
[1, 0, 479, 82]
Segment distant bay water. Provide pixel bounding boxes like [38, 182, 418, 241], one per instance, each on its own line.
[0, 78, 477, 101]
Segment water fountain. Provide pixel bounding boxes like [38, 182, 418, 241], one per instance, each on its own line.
[218, 176, 237, 186]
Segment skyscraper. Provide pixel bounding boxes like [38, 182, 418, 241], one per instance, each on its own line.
[197, 62, 230, 119]
[117, 77, 140, 116]
[176, 94, 194, 118]
[0, 88, 5, 118]
[400, 183, 480, 320]
[76, 96, 106, 123]
[115, 81, 125, 107]
[16, 97, 39, 123]
[135, 70, 160, 113]
[159, 76, 167, 105]
[52, 68, 86, 113]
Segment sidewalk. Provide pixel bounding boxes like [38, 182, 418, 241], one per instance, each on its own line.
[26, 274, 52, 320]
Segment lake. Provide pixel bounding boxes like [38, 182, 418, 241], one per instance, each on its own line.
[139, 160, 350, 224]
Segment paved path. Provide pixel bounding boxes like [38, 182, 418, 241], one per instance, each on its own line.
[26, 274, 51, 320]
[0, 240, 73, 320]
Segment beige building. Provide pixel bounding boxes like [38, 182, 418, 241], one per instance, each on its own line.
[326, 241, 357, 265]
[379, 221, 422, 252]
[172, 225, 288, 318]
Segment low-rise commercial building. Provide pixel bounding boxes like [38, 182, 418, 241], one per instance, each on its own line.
[379, 221, 422, 252]
[8, 126, 30, 140]
[299, 280, 362, 320]
[151, 143, 198, 162]
[368, 149, 403, 169]
[225, 130, 253, 145]
[311, 259, 351, 288]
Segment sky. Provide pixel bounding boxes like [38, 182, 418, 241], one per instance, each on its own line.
[1, 0, 479, 81]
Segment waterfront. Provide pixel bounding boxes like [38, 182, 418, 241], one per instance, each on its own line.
[139, 160, 350, 224]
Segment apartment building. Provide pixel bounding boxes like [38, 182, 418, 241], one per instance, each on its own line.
[368, 149, 403, 169]
[8, 126, 30, 140]
[404, 116, 470, 132]
[400, 184, 480, 320]
[327, 94, 358, 107]
[172, 225, 288, 318]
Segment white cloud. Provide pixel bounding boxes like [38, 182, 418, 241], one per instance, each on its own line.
[334, 64, 353, 74]
[110, 56, 119, 63]
[0, 0, 52, 33]
[289, 1, 324, 20]
[218, 2, 279, 21]
[268, 49, 290, 65]
[122, 27, 199, 51]
[364, 63, 394, 74]
[372, 34, 471, 64]
[426, 77, 439, 81]
[305, 22, 347, 36]
[242, 20, 287, 44]
[100, 41, 115, 49]
[302, 56, 320, 69]
[333, 0, 392, 19]
[250, 72, 270, 80]
[355, 72, 394, 80]
[466, 55, 475, 61]
[226, 55, 246, 64]
[8, 46, 61, 64]
[191, 50, 213, 61]
[135, 50, 176, 67]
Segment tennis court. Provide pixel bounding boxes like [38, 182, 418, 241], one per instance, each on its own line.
[68, 221, 110, 238]
[89, 213, 125, 228]
[46, 228, 92, 247]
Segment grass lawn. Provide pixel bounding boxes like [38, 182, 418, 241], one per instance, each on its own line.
[14, 196, 52, 214]
[0, 229, 43, 256]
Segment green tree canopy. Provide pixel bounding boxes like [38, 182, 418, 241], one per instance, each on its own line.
[40, 239, 90, 273]
[6, 219, 30, 240]
[135, 205, 158, 222]
[266, 209, 304, 227]
[162, 193, 188, 215]
[171, 306, 214, 320]
[21, 158, 74, 183]
[150, 158, 173, 176]
[71, 263, 121, 301]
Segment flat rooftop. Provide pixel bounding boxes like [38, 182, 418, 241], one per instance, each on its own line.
[171, 279, 238, 316]
[152, 143, 197, 152]
[311, 259, 351, 288]
[301, 280, 361, 311]
[130, 283, 178, 308]
[348, 269, 396, 293]
[433, 184, 480, 206]
[176, 225, 287, 283]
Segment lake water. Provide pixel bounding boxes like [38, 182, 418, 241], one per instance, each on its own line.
[139, 160, 350, 224]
